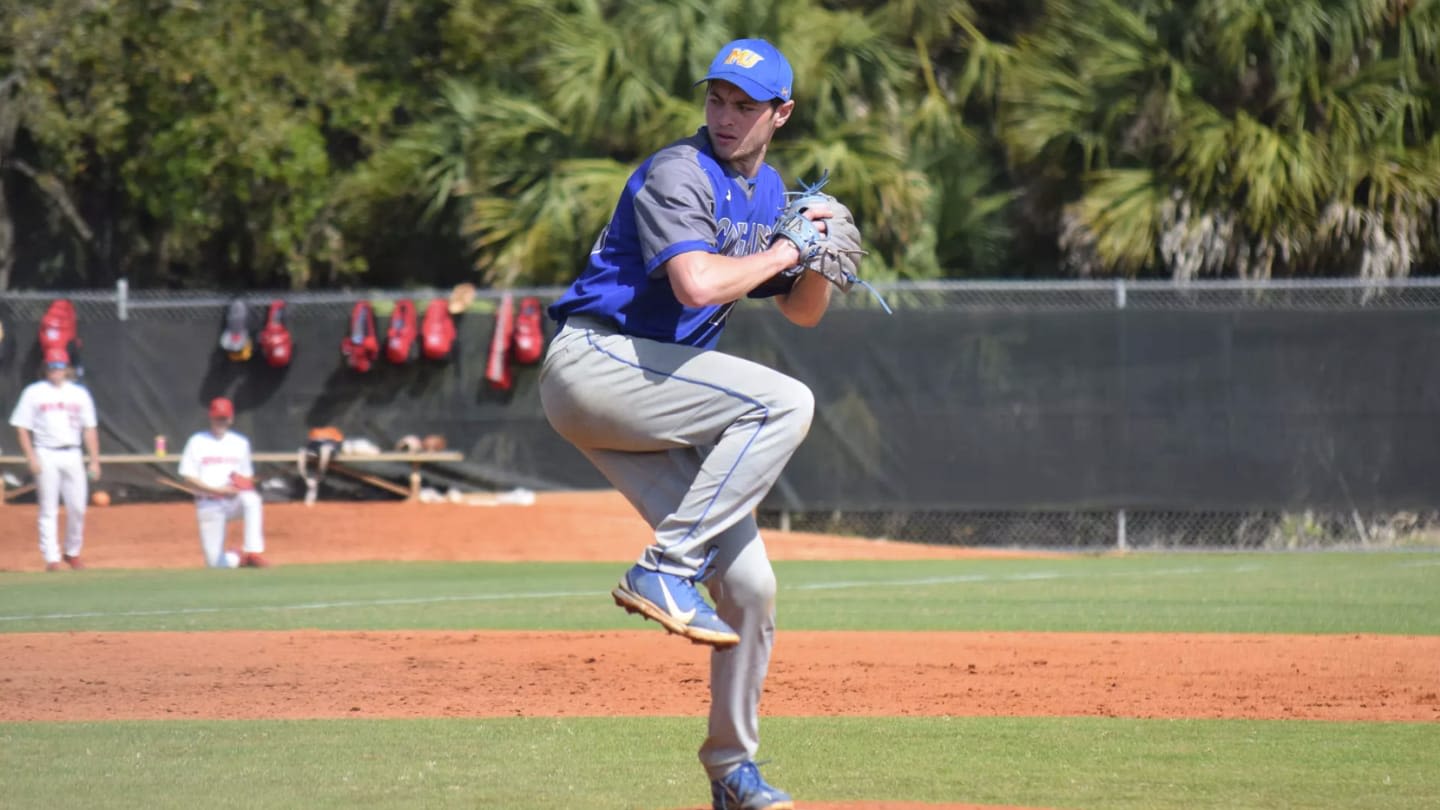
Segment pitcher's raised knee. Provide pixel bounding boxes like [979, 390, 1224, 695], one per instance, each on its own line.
[769, 377, 814, 443]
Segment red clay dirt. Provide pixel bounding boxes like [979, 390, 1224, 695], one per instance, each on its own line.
[3, 630, 1435, 723]
[1, 490, 1062, 570]
[3, 491, 1436, 810]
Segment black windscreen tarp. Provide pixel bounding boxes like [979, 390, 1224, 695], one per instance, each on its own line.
[4, 303, 1438, 510]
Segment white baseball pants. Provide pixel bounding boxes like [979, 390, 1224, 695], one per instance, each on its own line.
[195, 491, 264, 567]
[35, 446, 88, 564]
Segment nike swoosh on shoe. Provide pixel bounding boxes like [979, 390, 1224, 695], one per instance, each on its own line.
[658, 577, 697, 624]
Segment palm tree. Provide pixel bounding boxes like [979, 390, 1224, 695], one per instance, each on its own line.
[995, 0, 1440, 279]
[896, 1, 1025, 277]
[362, 0, 940, 287]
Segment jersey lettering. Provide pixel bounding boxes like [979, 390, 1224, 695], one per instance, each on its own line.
[716, 218, 775, 257]
[199, 455, 243, 466]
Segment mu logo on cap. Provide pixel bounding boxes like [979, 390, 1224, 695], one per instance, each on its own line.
[723, 48, 765, 69]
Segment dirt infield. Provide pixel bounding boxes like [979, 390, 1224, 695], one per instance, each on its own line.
[4, 491, 1436, 809]
[5, 630, 1436, 723]
[0, 490, 1058, 570]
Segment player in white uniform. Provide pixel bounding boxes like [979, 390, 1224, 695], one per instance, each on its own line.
[177, 397, 269, 568]
[9, 347, 102, 571]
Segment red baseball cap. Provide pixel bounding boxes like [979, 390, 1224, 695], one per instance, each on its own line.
[209, 397, 235, 419]
[44, 347, 70, 368]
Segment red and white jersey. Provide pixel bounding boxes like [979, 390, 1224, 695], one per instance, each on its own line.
[8, 380, 98, 448]
[178, 429, 255, 490]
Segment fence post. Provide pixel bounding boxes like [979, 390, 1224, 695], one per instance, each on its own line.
[116, 278, 128, 321]
[1115, 278, 1127, 550]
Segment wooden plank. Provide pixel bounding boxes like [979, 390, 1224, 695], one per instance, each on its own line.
[251, 451, 463, 464]
[1, 451, 461, 504]
[2, 482, 37, 501]
[154, 476, 206, 498]
[1, 451, 463, 465]
[324, 461, 413, 499]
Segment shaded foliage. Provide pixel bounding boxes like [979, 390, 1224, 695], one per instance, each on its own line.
[2, 0, 1438, 290]
[995, 0, 1440, 278]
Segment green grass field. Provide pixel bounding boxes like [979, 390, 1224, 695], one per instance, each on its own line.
[3, 551, 1439, 809]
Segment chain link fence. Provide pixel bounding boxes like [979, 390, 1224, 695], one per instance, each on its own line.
[0, 284, 563, 323]
[754, 507, 1440, 551]
[7, 278, 1440, 550]
[838, 277, 1440, 312]
[11, 276, 1440, 321]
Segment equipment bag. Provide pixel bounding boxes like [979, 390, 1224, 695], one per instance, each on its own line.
[38, 300, 76, 352]
[39, 299, 84, 376]
[420, 299, 456, 360]
[257, 299, 294, 368]
[511, 296, 545, 365]
[385, 299, 419, 364]
[340, 301, 379, 372]
[219, 299, 253, 362]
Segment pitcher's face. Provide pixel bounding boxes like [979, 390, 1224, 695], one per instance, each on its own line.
[704, 81, 793, 177]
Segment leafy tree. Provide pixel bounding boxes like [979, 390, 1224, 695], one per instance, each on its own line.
[6, 0, 1440, 289]
[356, 0, 945, 284]
[0, 0, 449, 290]
[994, 0, 1440, 279]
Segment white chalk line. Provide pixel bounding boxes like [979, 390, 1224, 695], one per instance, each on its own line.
[0, 565, 1256, 623]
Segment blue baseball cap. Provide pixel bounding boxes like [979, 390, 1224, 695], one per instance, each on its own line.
[697, 38, 792, 102]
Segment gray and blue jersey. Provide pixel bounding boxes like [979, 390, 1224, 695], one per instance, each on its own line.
[547, 128, 788, 349]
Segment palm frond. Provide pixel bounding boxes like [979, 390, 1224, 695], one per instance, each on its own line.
[951, 14, 1015, 109]
[1063, 168, 1167, 275]
[778, 7, 913, 134]
[773, 117, 926, 249]
[1229, 114, 1328, 231]
[463, 158, 631, 287]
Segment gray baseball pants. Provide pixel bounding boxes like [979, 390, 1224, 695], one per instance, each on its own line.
[539, 316, 814, 778]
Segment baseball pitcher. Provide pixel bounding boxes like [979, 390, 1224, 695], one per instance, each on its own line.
[541, 37, 867, 810]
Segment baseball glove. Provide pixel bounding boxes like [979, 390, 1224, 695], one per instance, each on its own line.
[772, 171, 868, 294]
